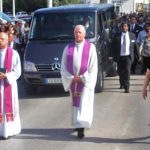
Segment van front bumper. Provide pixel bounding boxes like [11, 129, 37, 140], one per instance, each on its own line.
[23, 72, 62, 85]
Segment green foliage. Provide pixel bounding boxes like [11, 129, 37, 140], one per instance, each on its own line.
[59, 0, 81, 5]
[3, 0, 47, 13]
[2, 0, 81, 13]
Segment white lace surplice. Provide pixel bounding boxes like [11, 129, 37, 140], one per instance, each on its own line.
[0, 48, 21, 138]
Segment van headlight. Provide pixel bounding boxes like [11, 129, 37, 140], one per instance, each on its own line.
[24, 61, 37, 72]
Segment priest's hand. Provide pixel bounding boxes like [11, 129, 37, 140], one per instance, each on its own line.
[0, 72, 6, 80]
[73, 75, 82, 83]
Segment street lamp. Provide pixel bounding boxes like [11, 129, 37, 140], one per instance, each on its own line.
[47, 0, 52, 7]
[12, 0, 15, 18]
[0, 0, 3, 12]
[133, 0, 135, 12]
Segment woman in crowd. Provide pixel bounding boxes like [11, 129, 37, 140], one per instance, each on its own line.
[139, 28, 150, 74]
[142, 67, 150, 100]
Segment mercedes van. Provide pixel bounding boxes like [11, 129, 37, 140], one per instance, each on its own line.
[23, 3, 116, 94]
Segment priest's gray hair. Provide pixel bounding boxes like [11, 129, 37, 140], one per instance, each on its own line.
[74, 25, 86, 34]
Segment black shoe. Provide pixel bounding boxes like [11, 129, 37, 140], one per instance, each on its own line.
[77, 128, 84, 138]
[119, 85, 124, 89]
[131, 71, 135, 74]
[125, 89, 129, 93]
[0, 136, 11, 140]
[74, 128, 78, 132]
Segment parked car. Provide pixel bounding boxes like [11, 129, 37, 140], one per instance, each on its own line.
[16, 11, 28, 19]
[0, 12, 14, 24]
[23, 3, 116, 94]
[19, 16, 32, 24]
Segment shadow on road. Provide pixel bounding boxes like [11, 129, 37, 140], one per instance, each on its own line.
[14, 128, 150, 144]
[17, 80, 69, 100]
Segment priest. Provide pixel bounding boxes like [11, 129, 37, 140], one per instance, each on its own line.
[0, 32, 21, 139]
[61, 25, 98, 138]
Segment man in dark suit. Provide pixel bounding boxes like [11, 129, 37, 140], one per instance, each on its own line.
[112, 22, 140, 93]
[128, 16, 143, 38]
[128, 16, 143, 74]
[8, 33, 16, 49]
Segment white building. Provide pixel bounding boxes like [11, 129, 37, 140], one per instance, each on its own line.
[81, 0, 100, 3]
[82, 0, 149, 13]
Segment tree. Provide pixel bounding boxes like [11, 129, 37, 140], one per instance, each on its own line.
[59, 0, 81, 5]
[3, 0, 81, 13]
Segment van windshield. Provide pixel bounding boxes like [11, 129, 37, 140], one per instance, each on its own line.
[29, 12, 95, 40]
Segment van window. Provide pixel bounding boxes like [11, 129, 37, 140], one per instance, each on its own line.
[30, 12, 95, 40]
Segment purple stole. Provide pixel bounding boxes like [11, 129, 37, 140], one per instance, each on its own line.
[67, 40, 91, 107]
[0, 46, 13, 123]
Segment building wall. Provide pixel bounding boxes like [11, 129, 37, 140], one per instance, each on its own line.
[121, 0, 134, 13]
[82, 0, 100, 3]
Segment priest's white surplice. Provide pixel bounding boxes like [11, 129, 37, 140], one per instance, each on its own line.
[61, 40, 98, 128]
[0, 48, 21, 138]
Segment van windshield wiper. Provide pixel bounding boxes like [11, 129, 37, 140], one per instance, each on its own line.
[29, 35, 74, 40]
[46, 34, 74, 40]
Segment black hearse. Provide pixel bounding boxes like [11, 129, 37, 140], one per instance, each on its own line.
[23, 3, 116, 94]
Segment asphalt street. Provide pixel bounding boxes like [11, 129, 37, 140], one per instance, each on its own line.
[1, 74, 150, 150]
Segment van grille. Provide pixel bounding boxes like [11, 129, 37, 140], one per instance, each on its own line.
[36, 64, 60, 73]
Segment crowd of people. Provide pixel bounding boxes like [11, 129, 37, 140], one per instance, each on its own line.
[112, 12, 150, 75]
[0, 19, 30, 65]
[111, 12, 150, 94]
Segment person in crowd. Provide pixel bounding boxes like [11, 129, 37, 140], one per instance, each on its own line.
[13, 20, 24, 66]
[128, 15, 143, 38]
[0, 24, 7, 33]
[61, 25, 98, 138]
[0, 32, 21, 139]
[8, 33, 16, 49]
[7, 24, 15, 35]
[139, 28, 150, 74]
[138, 16, 145, 29]
[129, 16, 143, 74]
[142, 68, 150, 100]
[112, 22, 139, 93]
[23, 22, 30, 45]
[82, 16, 94, 36]
[137, 22, 150, 46]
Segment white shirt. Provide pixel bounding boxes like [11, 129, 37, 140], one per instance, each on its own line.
[130, 24, 135, 31]
[8, 42, 14, 49]
[120, 32, 130, 56]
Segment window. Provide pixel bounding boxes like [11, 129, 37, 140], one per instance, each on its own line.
[29, 12, 95, 40]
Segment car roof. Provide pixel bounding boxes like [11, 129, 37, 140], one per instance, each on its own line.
[34, 3, 114, 14]
[0, 12, 13, 22]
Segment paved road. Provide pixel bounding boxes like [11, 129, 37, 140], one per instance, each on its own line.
[1, 75, 150, 150]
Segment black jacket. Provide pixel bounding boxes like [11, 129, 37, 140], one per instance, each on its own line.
[112, 32, 140, 63]
[128, 24, 143, 38]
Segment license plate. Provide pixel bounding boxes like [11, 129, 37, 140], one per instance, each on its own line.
[44, 78, 62, 84]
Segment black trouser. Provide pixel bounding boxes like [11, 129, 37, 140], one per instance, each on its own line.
[117, 56, 131, 90]
[141, 56, 150, 74]
[131, 56, 138, 74]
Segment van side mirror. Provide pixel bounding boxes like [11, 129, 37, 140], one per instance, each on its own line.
[97, 35, 101, 41]
[104, 28, 110, 40]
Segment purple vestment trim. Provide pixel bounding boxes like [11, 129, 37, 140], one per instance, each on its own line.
[67, 40, 91, 107]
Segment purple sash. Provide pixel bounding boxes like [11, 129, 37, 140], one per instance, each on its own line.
[0, 46, 13, 124]
[67, 40, 91, 107]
